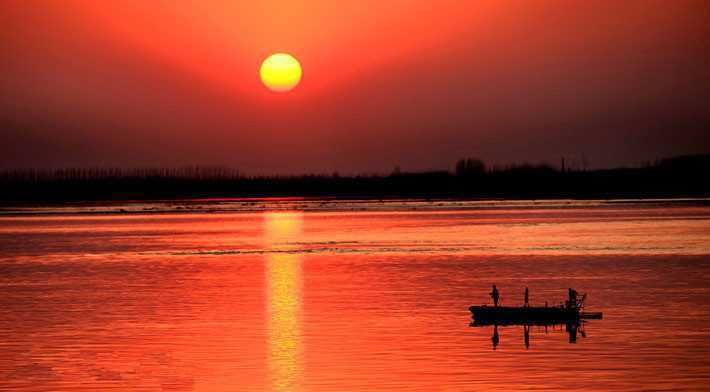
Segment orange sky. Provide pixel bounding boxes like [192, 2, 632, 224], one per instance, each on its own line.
[1, 1, 709, 172]
[64, 1, 495, 99]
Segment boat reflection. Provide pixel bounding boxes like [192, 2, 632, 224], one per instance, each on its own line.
[471, 320, 590, 350]
[264, 212, 304, 391]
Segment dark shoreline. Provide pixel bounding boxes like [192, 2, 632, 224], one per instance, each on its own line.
[1, 196, 708, 218]
[2, 154, 708, 205]
[2, 191, 710, 207]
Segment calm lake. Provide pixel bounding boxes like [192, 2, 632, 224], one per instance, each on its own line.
[1, 199, 709, 391]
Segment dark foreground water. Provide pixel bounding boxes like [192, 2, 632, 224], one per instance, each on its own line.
[1, 200, 709, 391]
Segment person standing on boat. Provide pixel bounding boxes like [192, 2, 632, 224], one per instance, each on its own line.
[567, 288, 578, 309]
[524, 287, 529, 307]
[490, 285, 500, 307]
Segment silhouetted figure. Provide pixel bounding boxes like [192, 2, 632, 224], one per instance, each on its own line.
[524, 287, 529, 307]
[524, 325, 530, 349]
[492, 325, 499, 350]
[567, 288, 578, 309]
[490, 285, 500, 307]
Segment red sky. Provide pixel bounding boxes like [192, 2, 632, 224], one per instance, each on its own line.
[1, 0, 709, 173]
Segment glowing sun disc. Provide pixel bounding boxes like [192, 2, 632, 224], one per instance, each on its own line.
[260, 53, 302, 92]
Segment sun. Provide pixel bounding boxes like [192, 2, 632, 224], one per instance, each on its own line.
[260, 53, 302, 93]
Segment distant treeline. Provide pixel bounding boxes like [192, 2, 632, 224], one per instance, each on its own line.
[0, 166, 242, 182]
[1, 154, 709, 202]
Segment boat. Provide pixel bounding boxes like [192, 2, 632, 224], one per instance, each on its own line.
[469, 288, 602, 325]
[469, 305, 602, 325]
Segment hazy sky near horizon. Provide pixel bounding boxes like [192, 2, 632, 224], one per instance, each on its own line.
[1, 0, 709, 173]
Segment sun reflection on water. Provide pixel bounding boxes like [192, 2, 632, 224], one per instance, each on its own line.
[264, 212, 304, 391]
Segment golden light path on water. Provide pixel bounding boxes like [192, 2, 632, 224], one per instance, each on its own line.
[264, 212, 304, 391]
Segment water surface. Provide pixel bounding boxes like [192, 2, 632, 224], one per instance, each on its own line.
[1, 200, 709, 391]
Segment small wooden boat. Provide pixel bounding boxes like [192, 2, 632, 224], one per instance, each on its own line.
[469, 288, 602, 325]
[469, 305, 602, 325]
